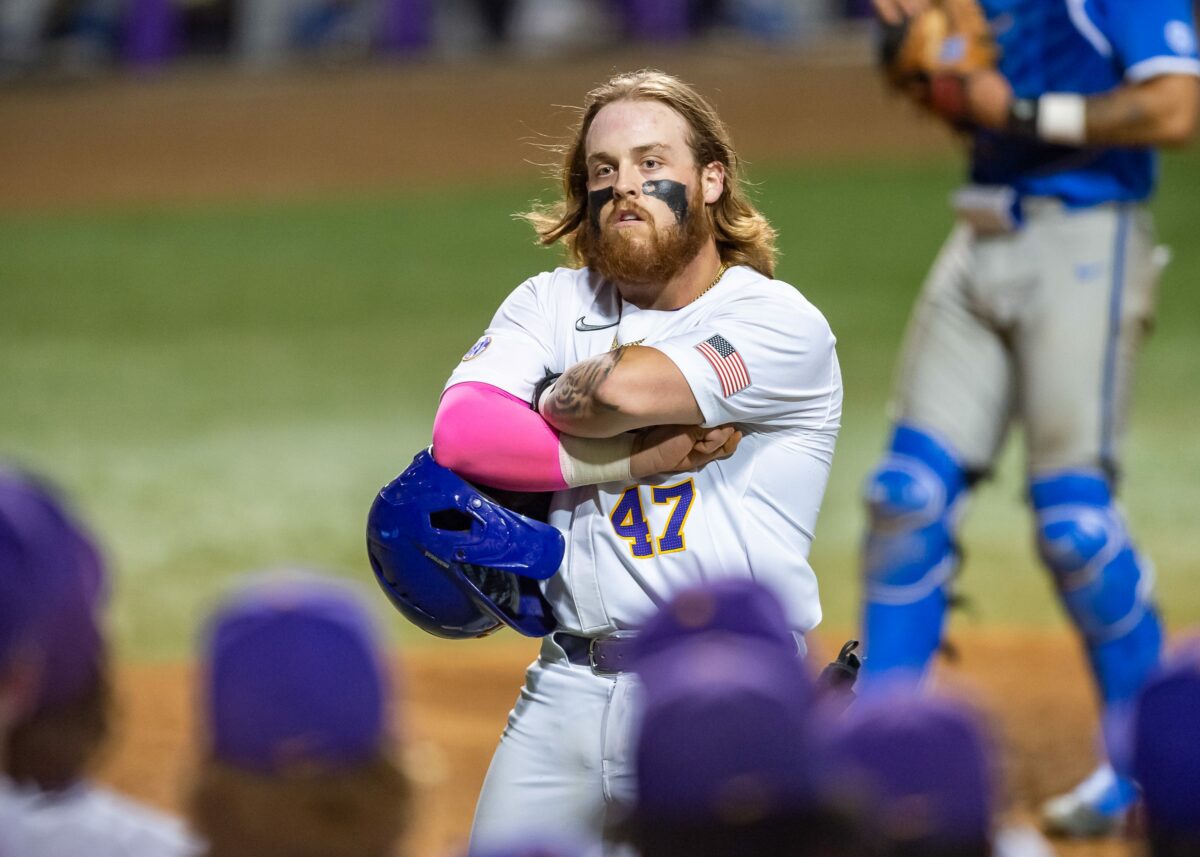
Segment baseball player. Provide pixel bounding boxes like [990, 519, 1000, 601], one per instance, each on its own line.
[428, 69, 842, 853]
[860, 0, 1200, 837]
[187, 571, 410, 857]
[617, 621, 859, 857]
[0, 467, 199, 857]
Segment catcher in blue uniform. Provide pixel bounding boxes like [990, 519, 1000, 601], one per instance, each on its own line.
[862, 0, 1199, 838]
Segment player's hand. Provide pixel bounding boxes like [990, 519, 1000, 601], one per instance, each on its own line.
[630, 424, 742, 479]
[873, 0, 930, 25]
[961, 70, 1014, 130]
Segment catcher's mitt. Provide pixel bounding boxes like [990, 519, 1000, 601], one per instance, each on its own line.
[880, 0, 998, 123]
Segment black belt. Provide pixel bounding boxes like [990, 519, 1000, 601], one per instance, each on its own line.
[552, 631, 638, 675]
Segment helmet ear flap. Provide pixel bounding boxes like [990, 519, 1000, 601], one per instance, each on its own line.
[366, 450, 563, 639]
[366, 541, 502, 639]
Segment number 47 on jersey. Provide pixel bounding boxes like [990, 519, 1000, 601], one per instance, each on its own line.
[609, 479, 696, 558]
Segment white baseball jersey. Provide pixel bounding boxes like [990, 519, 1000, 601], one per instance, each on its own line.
[446, 264, 842, 635]
[0, 775, 201, 857]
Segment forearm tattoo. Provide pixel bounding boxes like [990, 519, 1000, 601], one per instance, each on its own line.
[544, 347, 628, 423]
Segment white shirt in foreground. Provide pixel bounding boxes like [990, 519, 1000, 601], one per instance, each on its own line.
[0, 775, 200, 857]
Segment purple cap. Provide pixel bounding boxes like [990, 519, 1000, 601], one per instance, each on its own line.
[467, 845, 580, 857]
[1133, 637, 1200, 834]
[0, 469, 106, 707]
[830, 691, 995, 845]
[203, 573, 393, 773]
[634, 635, 818, 824]
[633, 578, 797, 665]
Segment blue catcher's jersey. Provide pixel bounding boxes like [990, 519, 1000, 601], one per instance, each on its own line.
[970, 0, 1200, 206]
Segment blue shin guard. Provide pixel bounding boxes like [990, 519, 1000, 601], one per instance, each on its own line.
[1031, 471, 1162, 709]
[860, 426, 969, 681]
[1032, 470, 1161, 825]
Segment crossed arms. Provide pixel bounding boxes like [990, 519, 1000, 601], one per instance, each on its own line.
[433, 346, 738, 492]
[538, 344, 704, 437]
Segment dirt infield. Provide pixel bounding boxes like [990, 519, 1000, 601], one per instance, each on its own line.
[7, 50, 1133, 855]
[100, 628, 1130, 856]
[0, 45, 955, 213]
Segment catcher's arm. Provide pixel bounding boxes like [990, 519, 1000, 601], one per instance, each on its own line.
[537, 345, 704, 438]
[963, 71, 1200, 148]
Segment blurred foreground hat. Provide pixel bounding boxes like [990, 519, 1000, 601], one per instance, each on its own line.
[633, 578, 798, 665]
[1133, 636, 1200, 835]
[203, 572, 393, 773]
[831, 690, 995, 847]
[0, 468, 106, 707]
[469, 845, 580, 857]
[634, 634, 817, 825]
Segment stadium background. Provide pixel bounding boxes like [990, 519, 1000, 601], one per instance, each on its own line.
[2, 8, 1199, 854]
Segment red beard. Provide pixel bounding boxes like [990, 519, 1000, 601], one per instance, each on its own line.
[588, 189, 709, 286]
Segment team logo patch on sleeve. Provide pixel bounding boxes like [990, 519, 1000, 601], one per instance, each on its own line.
[1166, 20, 1196, 57]
[695, 334, 750, 397]
[461, 335, 492, 361]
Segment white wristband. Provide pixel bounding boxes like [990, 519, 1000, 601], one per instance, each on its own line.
[559, 433, 634, 487]
[1037, 93, 1087, 146]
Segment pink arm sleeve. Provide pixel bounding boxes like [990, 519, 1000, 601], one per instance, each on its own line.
[431, 382, 568, 492]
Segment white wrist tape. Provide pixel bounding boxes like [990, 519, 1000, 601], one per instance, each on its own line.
[559, 433, 634, 487]
[1037, 93, 1087, 145]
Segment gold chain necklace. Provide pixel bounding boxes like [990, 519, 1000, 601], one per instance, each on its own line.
[691, 262, 730, 305]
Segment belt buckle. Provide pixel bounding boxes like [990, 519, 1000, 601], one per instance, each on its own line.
[586, 637, 605, 674]
[588, 630, 637, 676]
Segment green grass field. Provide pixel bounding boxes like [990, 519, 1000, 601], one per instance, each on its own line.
[3, 152, 1198, 659]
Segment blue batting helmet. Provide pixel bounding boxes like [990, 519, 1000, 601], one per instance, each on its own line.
[366, 449, 562, 639]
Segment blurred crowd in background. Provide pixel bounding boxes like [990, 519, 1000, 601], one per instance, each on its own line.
[0, 0, 874, 79]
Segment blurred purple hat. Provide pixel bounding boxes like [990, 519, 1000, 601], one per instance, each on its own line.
[1133, 636, 1200, 834]
[468, 845, 580, 857]
[203, 572, 393, 773]
[633, 634, 818, 824]
[0, 469, 106, 708]
[633, 578, 798, 665]
[831, 690, 995, 846]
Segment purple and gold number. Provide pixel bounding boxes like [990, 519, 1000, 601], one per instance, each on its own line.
[651, 479, 695, 554]
[611, 486, 654, 558]
[610, 480, 696, 558]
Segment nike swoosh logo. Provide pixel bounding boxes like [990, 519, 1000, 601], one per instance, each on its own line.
[575, 316, 619, 332]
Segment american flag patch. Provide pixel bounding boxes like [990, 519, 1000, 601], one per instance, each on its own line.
[695, 334, 750, 397]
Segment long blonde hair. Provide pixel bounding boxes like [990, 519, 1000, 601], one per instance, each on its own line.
[521, 69, 778, 278]
[188, 754, 411, 857]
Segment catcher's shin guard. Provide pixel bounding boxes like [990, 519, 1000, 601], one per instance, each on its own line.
[1031, 472, 1163, 715]
[860, 425, 968, 681]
